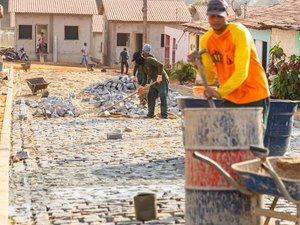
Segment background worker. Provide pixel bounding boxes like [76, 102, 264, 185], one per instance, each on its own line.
[80, 42, 88, 66]
[132, 51, 144, 85]
[38, 32, 47, 53]
[138, 44, 169, 119]
[119, 48, 129, 74]
[189, 0, 270, 127]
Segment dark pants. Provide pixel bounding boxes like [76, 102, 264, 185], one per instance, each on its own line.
[222, 97, 270, 133]
[147, 80, 169, 118]
[121, 61, 129, 74]
[136, 72, 143, 85]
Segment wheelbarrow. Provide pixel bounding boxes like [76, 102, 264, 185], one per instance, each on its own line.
[193, 145, 300, 225]
[25, 77, 50, 96]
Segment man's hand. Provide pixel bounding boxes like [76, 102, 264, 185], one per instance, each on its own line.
[137, 86, 144, 95]
[188, 52, 200, 68]
[156, 75, 163, 83]
[204, 87, 221, 99]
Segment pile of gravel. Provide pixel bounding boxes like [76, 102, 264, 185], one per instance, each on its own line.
[84, 74, 182, 116]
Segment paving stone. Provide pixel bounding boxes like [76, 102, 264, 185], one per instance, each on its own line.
[8, 86, 300, 225]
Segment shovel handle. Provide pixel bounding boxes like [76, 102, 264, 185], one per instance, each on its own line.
[194, 50, 216, 108]
[102, 81, 157, 113]
[103, 91, 138, 112]
[261, 161, 297, 204]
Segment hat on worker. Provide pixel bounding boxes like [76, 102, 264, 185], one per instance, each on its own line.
[207, 0, 228, 17]
[142, 44, 152, 54]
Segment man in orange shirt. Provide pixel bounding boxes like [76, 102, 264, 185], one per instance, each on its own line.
[189, 0, 270, 125]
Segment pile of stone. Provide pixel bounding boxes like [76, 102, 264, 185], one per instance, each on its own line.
[16, 95, 79, 118]
[84, 75, 181, 117]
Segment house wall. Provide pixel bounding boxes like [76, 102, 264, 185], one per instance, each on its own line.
[296, 31, 300, 55]
[105, 21, 187, 67]
[52, 14, 93, 63]
[14, 14, 50, 60]
[164, 26, 189, 63]
[188, 33, 200, 54]
[248, 28, 271, 70]
[14, 13, 93, 63]
[271, 28, 297, 57]
[91, 32, 103, 64]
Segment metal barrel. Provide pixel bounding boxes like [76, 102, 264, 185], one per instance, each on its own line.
[183, 107, 264, 225]
[264, 99, 298, 156]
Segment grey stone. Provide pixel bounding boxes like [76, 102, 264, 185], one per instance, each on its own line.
[107, 130, 123, 140]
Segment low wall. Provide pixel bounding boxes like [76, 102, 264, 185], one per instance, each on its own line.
[0, 67, 13, 225]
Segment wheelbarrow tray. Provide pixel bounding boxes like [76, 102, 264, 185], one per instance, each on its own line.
[232, 157, 300, 200]
[25, 77, 50, 93]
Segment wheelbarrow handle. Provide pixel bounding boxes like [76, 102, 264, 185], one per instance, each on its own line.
[261, 161, 298, 204]
[193, 152, 252, 196]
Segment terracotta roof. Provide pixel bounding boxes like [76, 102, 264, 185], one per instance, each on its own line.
[100, 0, 191, 23]
[93, 15, 103, 33]
[190, 4, 236, 21]
[184, 0, 300, 33]
[8, 0, 98, 15]
[236, 0, 300, 30]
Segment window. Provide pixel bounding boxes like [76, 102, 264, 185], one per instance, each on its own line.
[19, 25, 32, 39]
[196, 35, 200, 51]
[117, 33, 130, 46]
[161, 34, 165, 47]
[65, 26, 78, 40]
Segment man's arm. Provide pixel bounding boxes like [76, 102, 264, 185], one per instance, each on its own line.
[216, 26, 252, 97]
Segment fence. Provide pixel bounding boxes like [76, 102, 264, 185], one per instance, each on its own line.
[0, 28, 14, 48]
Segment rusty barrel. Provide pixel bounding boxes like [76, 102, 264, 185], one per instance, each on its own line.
[183, 108, 263, 225]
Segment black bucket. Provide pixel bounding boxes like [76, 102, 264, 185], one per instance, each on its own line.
[264, 99, 298, 156]
[134, 193, 157, 222]
[177, 96, 223, 111]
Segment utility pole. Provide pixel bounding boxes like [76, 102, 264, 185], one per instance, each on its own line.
[142, 0, 147, 44]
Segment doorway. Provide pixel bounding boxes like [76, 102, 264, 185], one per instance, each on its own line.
[135, 33, 143, 52]
[35, 25, 48, 53]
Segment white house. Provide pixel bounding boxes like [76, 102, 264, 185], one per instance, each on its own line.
[99, 0, 192, 67]
[8, 0, 98, 63]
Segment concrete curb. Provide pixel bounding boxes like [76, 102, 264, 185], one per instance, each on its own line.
[0, 67, 14, 225]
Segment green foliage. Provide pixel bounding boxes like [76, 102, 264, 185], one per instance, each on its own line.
[169, 60, 195, 84]
[270, 45, 300, 100]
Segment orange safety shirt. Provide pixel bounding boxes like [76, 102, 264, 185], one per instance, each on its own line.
[200, 22, 270, 104]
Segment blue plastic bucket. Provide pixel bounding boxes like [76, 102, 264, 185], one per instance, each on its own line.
[264, 100, 298, 156]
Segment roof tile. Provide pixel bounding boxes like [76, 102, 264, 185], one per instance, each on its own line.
[93, 15, 103, 32]
[9, 0, 98, 15]
[101, 0, 191, 23]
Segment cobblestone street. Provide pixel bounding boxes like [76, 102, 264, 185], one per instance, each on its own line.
[7, 66, 300, 225]
[9, 115, 185, 225]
